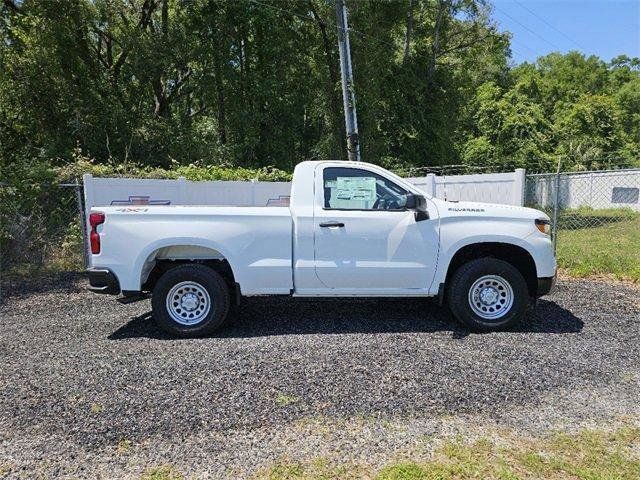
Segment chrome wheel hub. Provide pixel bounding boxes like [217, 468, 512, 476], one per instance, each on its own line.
[180, 293, 200, 311]
[468, 275, 514, 321]
[479, 287, 498, 305]
[166, 281, 211, 325]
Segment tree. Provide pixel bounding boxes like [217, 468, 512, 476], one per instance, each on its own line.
[0, 0, 637, 180]
[461, 82, 553, 171]
[555, 94, 626, 170]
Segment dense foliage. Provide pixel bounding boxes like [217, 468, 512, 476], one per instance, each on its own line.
[1, 0, 638, 185]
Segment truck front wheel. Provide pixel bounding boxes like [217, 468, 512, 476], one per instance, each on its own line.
[447, 258, 528, 332]
[152, 264, 231, 337]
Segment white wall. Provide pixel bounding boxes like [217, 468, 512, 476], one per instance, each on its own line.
[407, 169, 525, 206]
[83, 175, 292, 212]
[83, 168, 527, 216]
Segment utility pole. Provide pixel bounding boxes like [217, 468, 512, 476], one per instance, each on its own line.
[335, 0, 361, 161]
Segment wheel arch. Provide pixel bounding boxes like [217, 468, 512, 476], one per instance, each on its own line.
[444, 242, 538, 297]
[134, 238, 238, 292]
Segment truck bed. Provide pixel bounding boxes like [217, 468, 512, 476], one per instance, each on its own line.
[92, 205, 293, 295]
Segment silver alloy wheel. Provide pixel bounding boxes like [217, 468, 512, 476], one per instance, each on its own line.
[467, 274, 514, 321]
[166, 281, 212, 325]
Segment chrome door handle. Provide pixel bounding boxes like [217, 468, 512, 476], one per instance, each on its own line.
[319, 222, 345, 228]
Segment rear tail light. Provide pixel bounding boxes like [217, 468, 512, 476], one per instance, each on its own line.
[89, 212, 105, 254]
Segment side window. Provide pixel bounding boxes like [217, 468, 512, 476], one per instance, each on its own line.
[323, 167, 409, 210]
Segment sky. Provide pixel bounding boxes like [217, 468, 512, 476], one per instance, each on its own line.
[491, 0, 640, 64]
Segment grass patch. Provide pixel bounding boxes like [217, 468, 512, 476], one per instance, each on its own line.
[140, 465, 184, 480]
[0, 463, 14, 477]
[260, 427, 640, 479]
[1, 260, 82, 282]
[266, 458, 365, 480]
[557, 210, 640, 282]
[275, 393, 300, 407]
[116, 439, 133, 454]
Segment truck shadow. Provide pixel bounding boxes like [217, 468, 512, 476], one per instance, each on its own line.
[108, 298, 584, 340]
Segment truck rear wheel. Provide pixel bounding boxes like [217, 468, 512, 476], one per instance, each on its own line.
[447, 257, 528, 332]
[152, 264, 230, 337]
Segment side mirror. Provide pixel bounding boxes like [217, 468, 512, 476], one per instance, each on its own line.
[405, 193, 429, 221]
[405, 193, 418, 209]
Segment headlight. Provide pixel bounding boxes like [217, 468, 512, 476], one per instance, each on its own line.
[535, 218, 551, 235]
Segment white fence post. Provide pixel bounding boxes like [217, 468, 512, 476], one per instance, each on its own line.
[177, 176, 187, 204]
[82, 173, 94, 220]
[513, 168, 526, 206]
[250, 179, 257, 206]
[426, 173, 437, 197]
[81, 173, 94, 268]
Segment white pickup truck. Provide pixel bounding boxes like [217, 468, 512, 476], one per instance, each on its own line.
[87, 160, 556, 336]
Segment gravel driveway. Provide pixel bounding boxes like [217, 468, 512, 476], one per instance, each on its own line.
[0, 275, 638, 479]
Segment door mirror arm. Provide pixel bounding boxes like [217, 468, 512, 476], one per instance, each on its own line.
[405, 193, 429, 221]
[414, 210, 429, 221]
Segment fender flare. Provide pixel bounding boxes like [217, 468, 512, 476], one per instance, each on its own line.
[132, 237, 238, 289]
[433, 234, 539, 292]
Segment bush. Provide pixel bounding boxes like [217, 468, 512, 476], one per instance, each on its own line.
[55, 154, 292, 183]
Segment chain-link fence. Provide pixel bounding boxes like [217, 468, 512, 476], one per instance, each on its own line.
[0, 181, 88, 301]
[525, 168, 640, 248]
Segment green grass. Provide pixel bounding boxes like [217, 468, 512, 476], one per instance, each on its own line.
[556, 209, 640, 282]
[261, 427, 640, 480]
[275, 393, 300, 407]
[140, 465, 184, 480]
[116, 438, 132, 454]
[265, 458, 366, 480]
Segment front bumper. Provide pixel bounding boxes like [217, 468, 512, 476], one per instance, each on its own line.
[87, 268, 121, 295]
[537, 274, 556, 297]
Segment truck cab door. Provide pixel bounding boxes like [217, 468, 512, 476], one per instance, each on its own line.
[313, 165, 438, 292]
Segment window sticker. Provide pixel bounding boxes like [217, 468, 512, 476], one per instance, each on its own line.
[328, 176, 377, 209]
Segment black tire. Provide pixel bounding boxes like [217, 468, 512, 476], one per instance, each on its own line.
[152, 264, 231, 337]
[446, 257, 529, 332]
